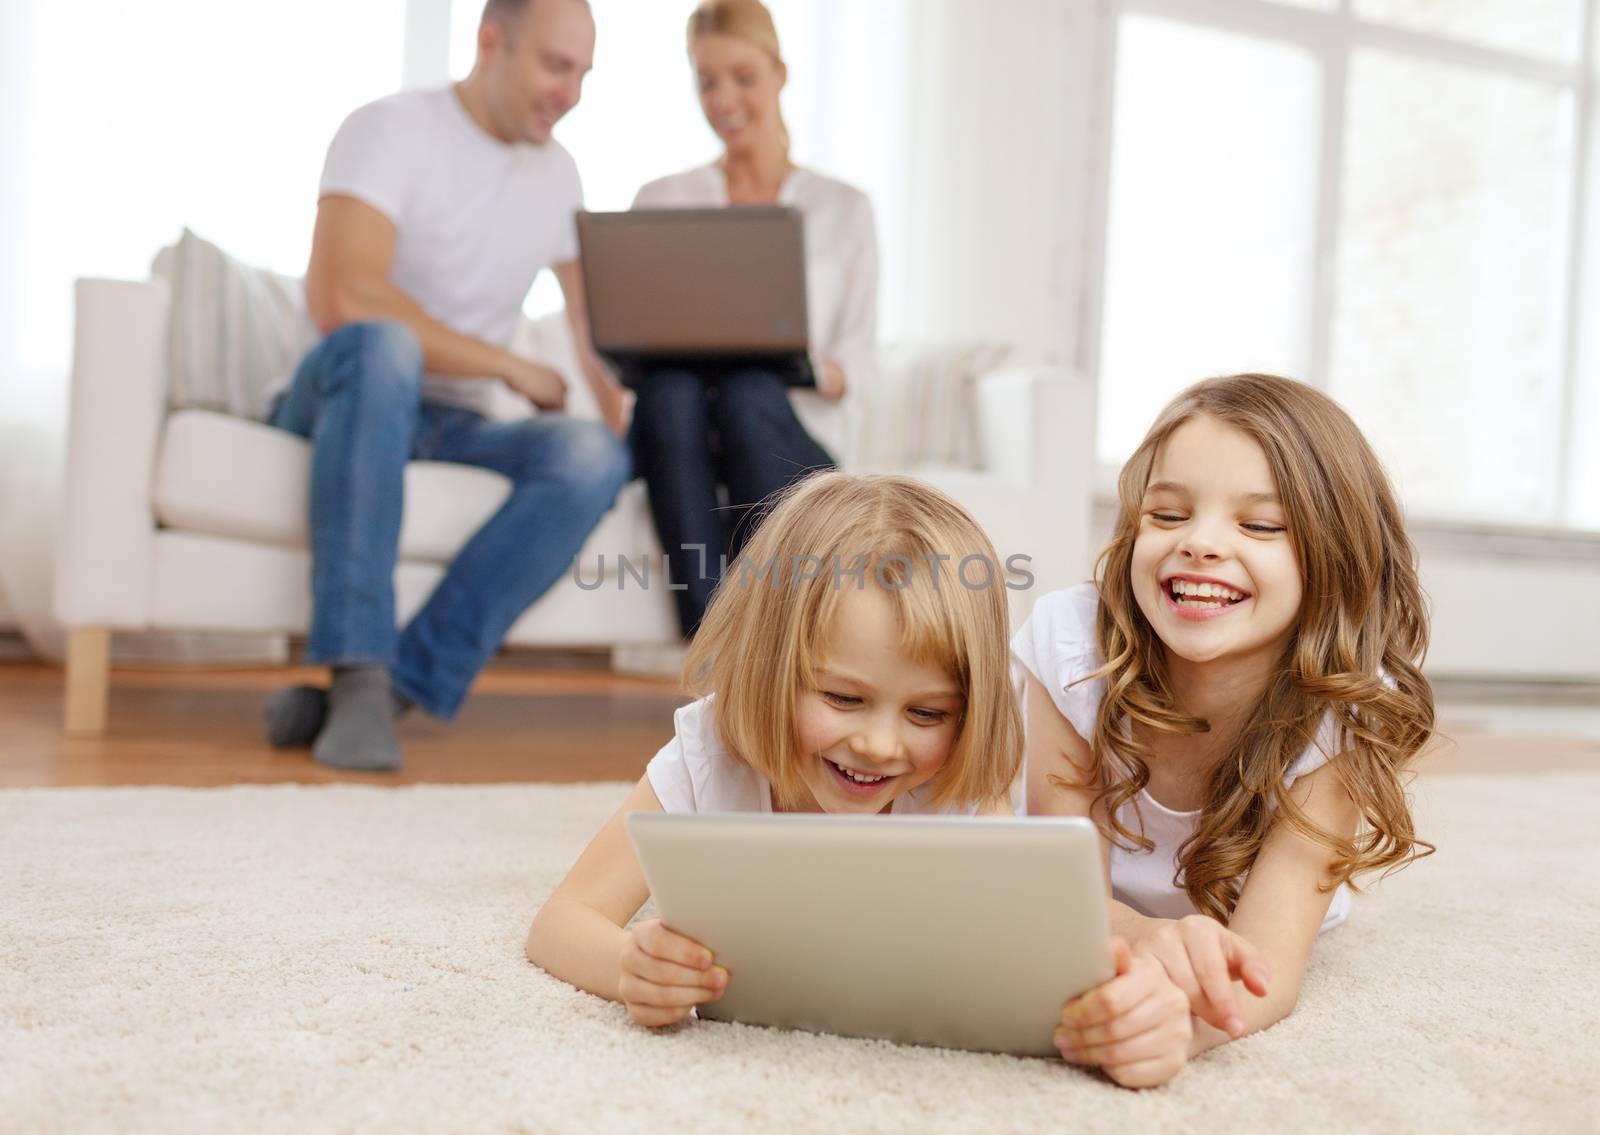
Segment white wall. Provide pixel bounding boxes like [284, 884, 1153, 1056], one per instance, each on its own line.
[894, 0, 1102, 365]
[1415, 531, 1600, 682]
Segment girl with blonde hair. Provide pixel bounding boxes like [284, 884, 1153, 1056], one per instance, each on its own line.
[627, 0, 880, 638]
[1024, 374, 1435, 1086]
[528, 473, 1033, 1026]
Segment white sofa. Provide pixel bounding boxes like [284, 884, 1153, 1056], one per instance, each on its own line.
[54, 275, 1096, 733]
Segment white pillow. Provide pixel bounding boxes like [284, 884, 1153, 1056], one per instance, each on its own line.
[151, 229, 319, 420]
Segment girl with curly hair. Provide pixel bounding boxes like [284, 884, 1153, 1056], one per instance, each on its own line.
[1026, 374, 1434, 1086]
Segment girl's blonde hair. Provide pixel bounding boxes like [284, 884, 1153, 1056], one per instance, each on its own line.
[686, 0, 791, 155]
[1084, 374, 1434, 921]
[685, 472, 1021, 811]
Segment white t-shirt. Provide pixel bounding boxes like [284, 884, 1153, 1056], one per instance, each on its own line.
[646, 696, 970, 816]
[631, 164, 878, 463]
[1011, 584, 1351, 933]
[268, 87, 584, 418]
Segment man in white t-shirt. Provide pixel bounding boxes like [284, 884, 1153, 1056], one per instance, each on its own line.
[263, 0, 633, 772]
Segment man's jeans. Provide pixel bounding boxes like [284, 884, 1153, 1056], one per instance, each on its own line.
[269, 320, 631, 719]
[628, 366, 834, 637]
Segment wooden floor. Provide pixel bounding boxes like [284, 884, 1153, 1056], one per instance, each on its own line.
[1, 660, 1597, 787]
[0, 660, 687, 787]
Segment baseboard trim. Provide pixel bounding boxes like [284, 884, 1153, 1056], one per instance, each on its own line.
[1429, 676, 1600, 704]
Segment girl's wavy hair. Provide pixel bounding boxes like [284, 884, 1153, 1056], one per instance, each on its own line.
[1082, 374, 1434, 921]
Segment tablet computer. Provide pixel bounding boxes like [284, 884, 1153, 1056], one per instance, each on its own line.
[576, 207, 815, 389]
[625, 812, 1113, 1056]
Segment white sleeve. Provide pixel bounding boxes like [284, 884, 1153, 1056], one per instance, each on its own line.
[645, 733, 696, 814]
[1285, 668, 1399, 787]
[318, 100, 413, 225]
[631, 174, 680, 209]
[1009, 585, 1104, 742]
[630, 181, 661, 209]
[1285, 714, 1341, 787]
[824, 189, 879, 395]
[550, 144, 583, 265]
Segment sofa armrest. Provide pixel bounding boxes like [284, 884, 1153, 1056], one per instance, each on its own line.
[54, 277, 171, 630]
[972, 365, 1098, 588]
[973, 366, 1094, 484]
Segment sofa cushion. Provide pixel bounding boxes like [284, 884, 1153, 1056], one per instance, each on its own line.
[153, 409, 657, 567]
[147, 529, 680, 644]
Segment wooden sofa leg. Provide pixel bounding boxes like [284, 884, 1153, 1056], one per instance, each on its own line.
[63, 627, 111, 736]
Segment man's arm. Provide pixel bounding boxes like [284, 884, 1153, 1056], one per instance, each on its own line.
[551, 257, 631, 436]
[305, 195, 565, 409]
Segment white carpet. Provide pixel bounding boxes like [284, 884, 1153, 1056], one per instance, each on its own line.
[1, 776, 1595, 1134]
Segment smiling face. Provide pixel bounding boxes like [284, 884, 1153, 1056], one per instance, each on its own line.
[790, 586, 965, 814]
[479, 0, 594, 144]
[1129, 414, 1304, 671]
[691, 32, 786, 153]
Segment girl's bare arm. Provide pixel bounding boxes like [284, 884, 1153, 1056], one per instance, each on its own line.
[525, 776, 661, 1001]
[1022, 674, 1157, 938]
[1183, 760, 1359, 1055]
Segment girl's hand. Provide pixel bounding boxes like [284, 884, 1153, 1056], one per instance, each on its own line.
[616, 919, 728, 1028]
[1056, 938, 1193, 1088]
[1132, 914, 1271, 1038]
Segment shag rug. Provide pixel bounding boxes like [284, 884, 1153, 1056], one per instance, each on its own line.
[1, 776, 1595, 1135]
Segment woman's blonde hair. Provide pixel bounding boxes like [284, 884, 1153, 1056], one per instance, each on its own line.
[685, 472, 1021, 811]
[1082, 374, 1434, 921]
[686, 0, 790, 155]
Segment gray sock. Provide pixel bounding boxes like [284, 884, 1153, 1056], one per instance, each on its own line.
[264, 685, 327, 748]
[265, 684, 410, 749]
[312, 666, 405, 772]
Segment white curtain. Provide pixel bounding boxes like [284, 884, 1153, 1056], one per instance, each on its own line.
[0, 0, 68, 658]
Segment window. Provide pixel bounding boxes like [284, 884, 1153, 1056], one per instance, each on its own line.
[1353, 0, 1581, 61]
[1095, 0, 1597, 529]
[1332, 50, 1575, 521]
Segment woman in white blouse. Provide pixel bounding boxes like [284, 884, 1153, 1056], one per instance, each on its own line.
[631, 0, 880, 638]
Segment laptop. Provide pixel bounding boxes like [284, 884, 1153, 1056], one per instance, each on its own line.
[625, 813, 1113, 1057]
[576, 207, 816, 389]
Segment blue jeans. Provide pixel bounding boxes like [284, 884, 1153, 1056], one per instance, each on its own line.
[269, 320, 632, 719]
[628, 366, 834, 637]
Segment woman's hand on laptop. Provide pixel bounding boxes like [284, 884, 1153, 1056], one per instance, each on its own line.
[1131, 915, 1271, 1039]
[1055, 937, 1192, 1088]
[501, 356, 569, 411]
[616, 918, 729, 1028]
[816, 360, 847, 401]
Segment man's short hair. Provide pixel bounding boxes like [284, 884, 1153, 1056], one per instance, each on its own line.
[481, 0, 531, 28]
[481, 0, 587, 28]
